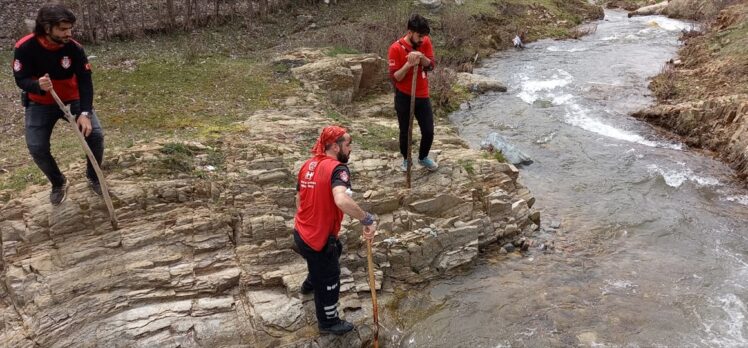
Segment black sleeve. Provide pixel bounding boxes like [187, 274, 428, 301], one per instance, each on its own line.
[74, 45, 94, 113]
[12, 46, 44, 95]
[331, 165, 352, 189]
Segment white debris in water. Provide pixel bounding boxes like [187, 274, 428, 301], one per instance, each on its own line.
[601, 279, 638, 295]
[552, 94, 574, 105]
[699, 293, 748, 347]
[724, 195, 748, 206]
[646, 164, 722, 188]
[647, 17, 692, 32]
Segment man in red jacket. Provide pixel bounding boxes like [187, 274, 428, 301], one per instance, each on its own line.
[12, 4, 104, 205]
[388, 14, 438, 172]
[294, 125, 377, 335]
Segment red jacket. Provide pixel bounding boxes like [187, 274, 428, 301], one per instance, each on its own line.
[13, 34, 94, 112]
[388, 35, 435, 98]
[295, 156, 345, 252]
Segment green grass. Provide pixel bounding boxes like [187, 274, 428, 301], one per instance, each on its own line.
[458, 159, 476, 175]
[0, 164, 47, 191]
[326, 109, 350, 125]
[483, 150, 507, 163]
[95, 56, 295, 131]
[0, 29, 302, 194]
[355, 124, 400, 152]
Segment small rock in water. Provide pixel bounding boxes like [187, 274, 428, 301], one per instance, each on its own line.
[480, 132, 533, 165]
[532, 99, 553, 108]
[499, 247, 508, 254]
[502, 243, 515, 253]
[550, 220, 561, 229]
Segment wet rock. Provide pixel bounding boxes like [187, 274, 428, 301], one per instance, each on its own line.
[480, 132, 533, 165]
[455, 72, 508, 94]
[502, 243, 516, 253]
[628, 1, 669, 18]
[419, 0, 442, 10]
[529, 211, 541, 226]
[550, 220, 562, 229]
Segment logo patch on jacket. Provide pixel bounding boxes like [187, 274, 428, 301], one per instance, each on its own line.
[13, 59, 22, 72]
[339, 171, 349, 183]
[61, 56, 71, 69]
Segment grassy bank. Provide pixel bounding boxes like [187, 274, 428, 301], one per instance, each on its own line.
[649, 3, 747, 102]
[638, 2, 748, 182]
[0, 0, 603, 197]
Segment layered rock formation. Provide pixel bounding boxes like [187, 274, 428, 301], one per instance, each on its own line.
[1, 51, 536, 347]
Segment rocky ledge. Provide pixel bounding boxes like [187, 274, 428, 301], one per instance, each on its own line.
[0, 50, 537, 347]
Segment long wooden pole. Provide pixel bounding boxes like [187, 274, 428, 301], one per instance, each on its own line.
[366, 239, 379, 348]
[405, 64, 418, 189]
[49, 88, 119, 230]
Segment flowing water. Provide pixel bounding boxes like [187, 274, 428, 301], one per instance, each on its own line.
[395, 10, 748, 347]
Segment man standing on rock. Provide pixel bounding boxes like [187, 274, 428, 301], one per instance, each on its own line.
[388, 14, 438, 172]
[12, 4, 105, 205]
[294, 125, 377, 335]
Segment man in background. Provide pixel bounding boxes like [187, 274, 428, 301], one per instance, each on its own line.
[388, 14, 439, 173]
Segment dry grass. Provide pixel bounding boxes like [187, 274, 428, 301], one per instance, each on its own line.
[650, 64, 678, 101]
[666, 0, 743, 21]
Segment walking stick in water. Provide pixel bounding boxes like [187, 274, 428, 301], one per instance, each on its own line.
[405, 64, 418, 188]
[366, 239, 380, 348]
[49, 88, 119, 230]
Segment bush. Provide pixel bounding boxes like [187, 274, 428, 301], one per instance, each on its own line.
[650, 64, 678, 101]
[429, 68, 459, 111]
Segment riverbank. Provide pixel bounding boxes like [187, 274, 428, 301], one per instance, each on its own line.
[599, 1, 748, 184]
[633, 1, 748, 184]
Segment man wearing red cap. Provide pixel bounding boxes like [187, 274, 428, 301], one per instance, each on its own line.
[294, 125, 377, 335]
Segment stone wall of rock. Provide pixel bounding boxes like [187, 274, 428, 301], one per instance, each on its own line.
[633, 95, 748, 182]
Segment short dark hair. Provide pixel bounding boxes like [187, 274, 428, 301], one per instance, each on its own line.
[407, 14, 430, 35]
[34, 4, 76, 36]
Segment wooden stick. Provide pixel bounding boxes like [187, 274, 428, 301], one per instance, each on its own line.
[366, 239, 379, 348]
[405, 64, 418, 189]
[49, 88, 119, 230]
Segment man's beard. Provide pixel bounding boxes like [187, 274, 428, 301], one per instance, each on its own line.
[49, 34, 70, 44]
[337, 152, 349, 164]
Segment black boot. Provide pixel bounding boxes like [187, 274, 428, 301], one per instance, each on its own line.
[300, 278, 314, 295]
[318, 319, 354, 335]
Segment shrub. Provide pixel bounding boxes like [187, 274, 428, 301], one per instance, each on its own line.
[650, 64, 678, 101]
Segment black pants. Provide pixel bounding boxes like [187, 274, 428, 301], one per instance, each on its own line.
[294, 230, 343, 327]
[25, 101, 104, 187]
[395, 89, 434, 161]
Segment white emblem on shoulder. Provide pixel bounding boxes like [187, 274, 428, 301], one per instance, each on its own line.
[61, 56, 71, 69]
[13, 59, 22, 72]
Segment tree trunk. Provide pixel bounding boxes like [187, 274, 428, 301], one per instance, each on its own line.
[166, 0, 176, 28]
